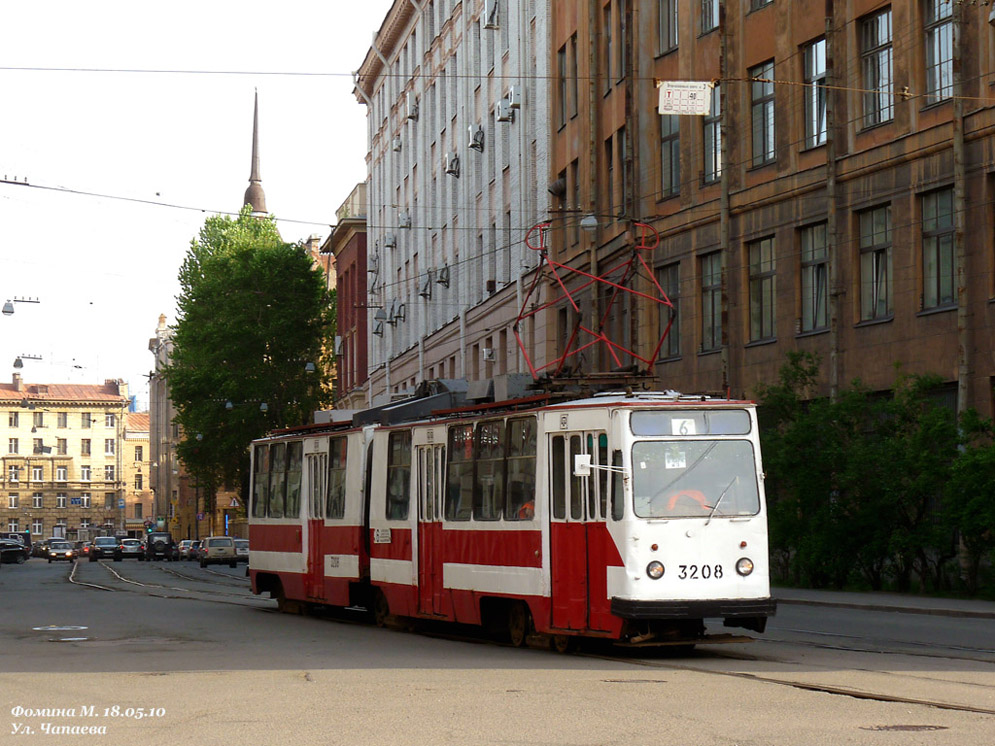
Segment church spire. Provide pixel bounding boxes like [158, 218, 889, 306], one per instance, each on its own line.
[243, 89, 267, 215]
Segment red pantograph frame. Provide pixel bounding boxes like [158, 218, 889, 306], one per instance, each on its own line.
[513, 221, 675, 379]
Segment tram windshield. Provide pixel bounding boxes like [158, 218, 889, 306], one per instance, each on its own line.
[631, 439, 760, 519]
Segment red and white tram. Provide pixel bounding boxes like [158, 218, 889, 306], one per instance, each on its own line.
[248, 389, 776, 648]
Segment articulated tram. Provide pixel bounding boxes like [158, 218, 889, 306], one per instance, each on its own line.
[248, 389, 775, 648]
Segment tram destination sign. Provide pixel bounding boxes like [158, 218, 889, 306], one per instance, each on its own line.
[657, 80, 713, 116]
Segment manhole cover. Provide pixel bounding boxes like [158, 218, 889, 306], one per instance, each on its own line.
[33, 625, 88, 631]
[860, 725, 949, 732]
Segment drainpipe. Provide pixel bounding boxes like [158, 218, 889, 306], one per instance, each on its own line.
[719, 1, 730, 393]
[826, 0, 840, 400]
[953, 1, 968, 414]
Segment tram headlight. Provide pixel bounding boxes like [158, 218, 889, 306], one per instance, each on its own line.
[735, 558, 754, 577]
[646, 561, 665, 580]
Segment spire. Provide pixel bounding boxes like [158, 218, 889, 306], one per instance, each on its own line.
[243, 89, 267, 215]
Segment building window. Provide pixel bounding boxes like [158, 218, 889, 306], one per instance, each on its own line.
[105, 413, 116, 427]
[33, 493, 43, 509]
[81, 493, 91, 508]
[800, 223, 829, 332]
[701, 0, 719, 33]
[57, 412, 68, 428]
[134, 503, 143, 519]
[57, 438, 67, 455]
[7, 519, 18, 533]
[105, 439, 115, 456]
[749, 237, 777, 341]
[750, 60, 775, 166]
[8, 438, 17, 454]
[79, 519, 90, 531]
[8, 466, 20, 483]
[134, 446, 143, 462]
[924, 0, 953, 104]
[557, 43, 567, 128]
[8, 412, 18, 427]
[8, 494, 19, 509]
[803, 39, 827, 147]
[657, 263, 680, 358]
[33, 412, 44, 428]
[660, 115, 680, 198]
[81, 466, 91, 482]
[569, 34, 579, 118]
[105, 465, 116, 482]
[658, 0, 678, 54]
[33, 438, 43, 454]
[57, 493, 67, 509]
[922, 188, 955, 309]
[135, 474, 143, 490]
[703, 84, 721, 183]
[751, 0, 773, 9]
[104, 493, 114, 510]
[603, 2, 612, 92]
[861, 9, 893, 127]
[81, 413, 92, 428]
[859, 205, 893, 321]
[81, 439, 91, 456]
[56, 466, 67, 482]
[32, 519, 43, 536]
[605, 135, 614, 216]
[31, 465, 43, 482]
[701, 252, 722, 351]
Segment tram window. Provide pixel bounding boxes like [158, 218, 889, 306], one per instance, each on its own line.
[631, 409, 751, 436]
[569, 435, 583, 519]
[445, 424, 474, 521]
[586, 434, 597, 519]
[505, 417, 537, 521]
[598, 434, 609, 519]
[252, 444, 269, 518]
[551, 435, 566, 519]
[610, 450, 624, 520]
[386, 431, 412, 520]
[268, 442, 286, 519]
[327, 436, 348, 519]
[285, 441, 303, 518]
[473, 420, 505, 521]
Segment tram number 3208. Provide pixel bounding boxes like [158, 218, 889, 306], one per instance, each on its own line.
[678, 564, 724, 580]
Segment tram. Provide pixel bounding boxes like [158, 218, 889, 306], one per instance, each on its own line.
[248, 384, 776, 648]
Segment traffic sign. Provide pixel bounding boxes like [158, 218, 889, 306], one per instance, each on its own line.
[657, 80, 713, 116]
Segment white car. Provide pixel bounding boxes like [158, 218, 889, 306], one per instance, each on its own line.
[234, 539, 249, 563]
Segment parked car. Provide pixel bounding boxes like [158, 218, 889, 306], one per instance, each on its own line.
[0, 538, 28, 564]
[234, 539, 249, 563]
[145, 532, 177, 561]
[199, 536, 237, 568]
[117, 538, 145, 560]
[90, 536, 120, 561]
[3, 532, 31, 560]
[187, 540, 202, 561]
[47, 541, 77, 563]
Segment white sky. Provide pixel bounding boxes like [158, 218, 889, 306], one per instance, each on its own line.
[0, 0, 393, 410]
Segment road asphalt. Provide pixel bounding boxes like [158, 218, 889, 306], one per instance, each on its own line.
[774, 586, 995, 619]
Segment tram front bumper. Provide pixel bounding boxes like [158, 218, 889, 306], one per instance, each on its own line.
[611, 597, 777, 621]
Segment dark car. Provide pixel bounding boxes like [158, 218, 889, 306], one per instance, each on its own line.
[47, 541, 77, 562]
[3, 532, 31, 560]
[117, 538, 145, 560]
[0, 539, 28, 564]
[145, 532, 176, 561]
[90, 536, 120, 561]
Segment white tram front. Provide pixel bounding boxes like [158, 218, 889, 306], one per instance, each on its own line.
[249, 390, 775, 647]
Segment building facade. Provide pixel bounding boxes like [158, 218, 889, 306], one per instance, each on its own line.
[324, 183, 370, 409]
[0, 374, 130, 541]
[355, 0, 552, 403]
[123, 412, 153, 536]
[546, 0, 995, 415]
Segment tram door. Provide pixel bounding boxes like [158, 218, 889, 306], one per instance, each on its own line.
[416, 444, 446, 616]
[305, 450, 327, 600]
[549, 431, 608, 631]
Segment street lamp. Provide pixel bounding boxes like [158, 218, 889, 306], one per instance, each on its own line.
[2, 297, 40, 316]
[579, 214, 599, 233]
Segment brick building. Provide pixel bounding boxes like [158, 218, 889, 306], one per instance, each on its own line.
[1, 374, 130, 541]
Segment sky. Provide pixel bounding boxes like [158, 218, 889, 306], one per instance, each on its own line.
[0, 0, 394, 410]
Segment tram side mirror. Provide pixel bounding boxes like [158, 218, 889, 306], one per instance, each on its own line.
[573, 454, 592, 477]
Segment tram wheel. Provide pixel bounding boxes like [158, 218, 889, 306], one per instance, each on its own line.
[507, 602, 532, 647]
[372, 590, 390, 628]
[551, 634, 574, 654]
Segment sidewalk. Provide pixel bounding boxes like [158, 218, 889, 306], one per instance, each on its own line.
[773, 586, 995, 619]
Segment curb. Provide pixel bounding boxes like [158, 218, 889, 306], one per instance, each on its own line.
[774, 596, 995, 620]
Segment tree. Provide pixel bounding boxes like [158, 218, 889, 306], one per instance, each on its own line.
[167, 206, 334, 509]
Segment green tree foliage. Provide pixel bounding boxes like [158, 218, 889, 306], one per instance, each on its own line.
[947, 412, 995, 593]
[756, 353, 968, 593]
[168, 207, 334, 507]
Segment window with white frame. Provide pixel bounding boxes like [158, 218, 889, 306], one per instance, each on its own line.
[749, 237, 777, 341]
[105, 465, 115, 482]
[32, 519, 43, 536]
[79, 519, 90, 531]
[924, 0, 953, 104]
[8, 494, 18, 509]
[33, 411, 44, 428]
[701, 0, 719, 33]
[134, 446, 143, 462]
[861, 9, 893, 127]
[56, 466, 67, 482]
[8, 438, 17, 454]
[921, 188, 955, 309]
[31, 465, 43, 482]
[33, 492, 43, 508]
[81, 493, 91, 508]
[750, 60, 775, 166]
[56, 493, 67, 508]
[8, 412, 18, 427]
[7, 519, 18, 532]
[8, 465, 20, 482]
[804, 39, 827, 147]
[135, 473, 143, 490]
[134, 502, 143, 519]
[800, 223, 829, 332]
[81, 465, 91, 482]
[859, 205, 893, 321]
[105, 439, 115, 456]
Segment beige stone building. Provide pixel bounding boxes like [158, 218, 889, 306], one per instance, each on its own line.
[0, 373, 130, 542]
[123, 412, 153, 536]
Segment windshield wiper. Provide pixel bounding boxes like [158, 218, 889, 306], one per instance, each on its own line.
[705, 476, 737, 525]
